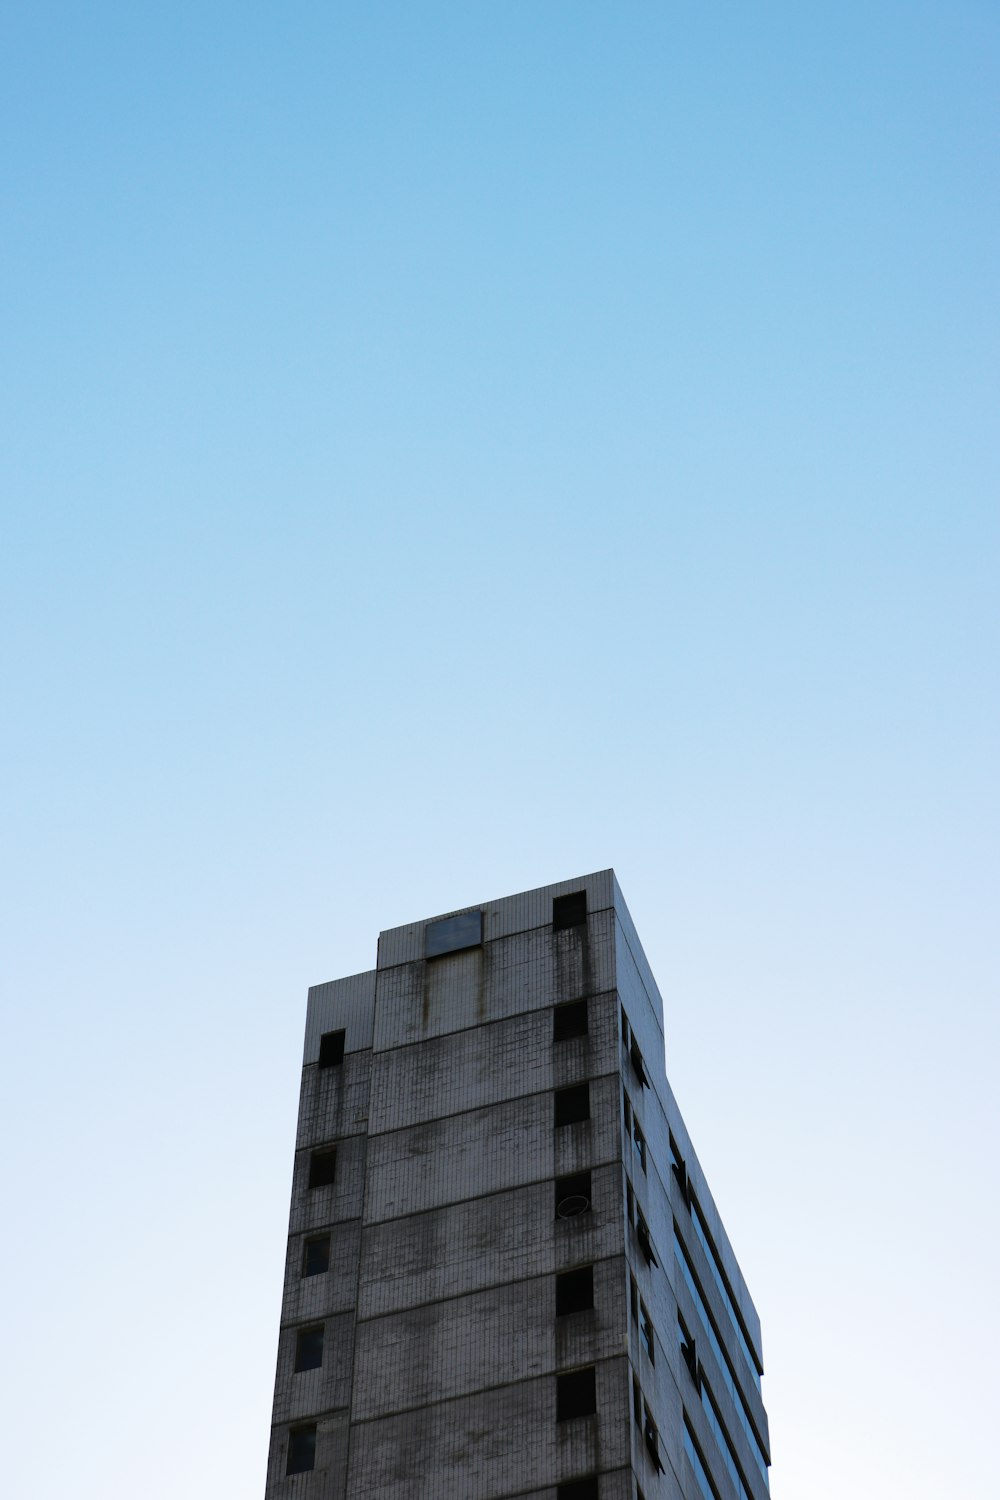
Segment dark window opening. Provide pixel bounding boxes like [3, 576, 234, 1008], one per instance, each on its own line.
[626, 1177, 635, 1225]
[558, 1479, 599, 1500]
[556, 1366, 597, 1421]
[623, 1091, 632, 1137]
[302, 1234, 331, 1277]
[555, 1170, 592, 1218]
[629, 1271, 638, 1324]
[294, 1325, 325, 1373]
[556, 1264, 594, 1316]
[555, 1082, 590, 1127]
[318, 1029, 345, 1068]
[620, 1005, 631, 1047]
[636, 1208, 658, 1267]
[632, 1375, 642, 1428]
[286, 1424, 317, 1475]
[307, 1147, 338, 1189]
[425, 909, 482, 959]
[640, 1302, 655, 1365]
[678, 1314, 698, 1382]
[633, 1119, 647, 1174]
[630, 1038, 648, 1088]
[553, 891, 588, 930]
[670, 1134, 692, 1206]
[644, 1407, 665, 1472]
[554, 998, 589, 1041]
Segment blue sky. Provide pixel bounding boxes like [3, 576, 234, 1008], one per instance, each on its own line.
[2, 5, 997, 1496]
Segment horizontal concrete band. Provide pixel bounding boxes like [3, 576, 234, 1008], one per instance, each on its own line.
[311, 985, 620, 1064]
[278, 1248, 628, 1332]
[346, 1352, 629, 1427]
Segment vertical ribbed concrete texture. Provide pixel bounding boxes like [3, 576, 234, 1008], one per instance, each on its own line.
[264, 871, 772, 1500]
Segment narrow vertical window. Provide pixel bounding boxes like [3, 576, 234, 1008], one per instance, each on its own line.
[629, 1271, 639, 1324]
[307, 1146, 337, 1189]
[644, 1406, 665, 1472]
[301, 1234, 330, 1277]
[640, 1301, 655, 1365]
[293, 1325, 325, 1372]
[633, 1118, 647, 1174]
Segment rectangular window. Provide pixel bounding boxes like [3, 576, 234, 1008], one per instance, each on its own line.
[632, 1118, 647, 1174]
[626, 1176, 635, 1225]
[554, 998, 589, 1041]
[630, 1036, 647, 1088]
[620, 1005, 630, 1047]
[678, 1311, 697, 1381]
[286, 1424, 317, 1475]
[318, 1029, 345, 1068]
[553, 891, 588, 930]
[643, 1406, 665, 1473]
[555, 1170, 592, 1218]
[307, 1146, 337, 1189]
[554, 1082, 590, 1126]
[556, 1366, 597, 1421]
[635, 1207, 657, 1267]
[425, 909, 482, 959]
[629, 1272, 638, 1324]
[556, 1265, 594, 1316]
[640, 1301, 655, 1365]
[623, 1091, 632, 1137]
[670, 1133, 691, 1206]
[632, 1375, 642, 1428]
[301, 1234, 330, 1277]
[293, 1325, 324, 1373]
[557, 1479, 599, 1500]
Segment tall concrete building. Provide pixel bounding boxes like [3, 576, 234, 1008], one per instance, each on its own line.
[265, 871, 771, 1500]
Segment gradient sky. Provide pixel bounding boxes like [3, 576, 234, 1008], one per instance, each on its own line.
[2, 5, 997, 1497]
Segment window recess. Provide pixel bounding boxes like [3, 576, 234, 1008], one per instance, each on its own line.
[286, 1425, 317, 1475]
[307, 1146, 337, 1189]
[555, 1170, 592, 1218]
[557, 1480, 599, 1500]
[556, 1366, 597, 1421]
[554, 1082, 590, 1127]
[293, 1325, 324, 1373]
[301, 1234, 330, 1277]
[635, 1206, 658, 1267]
[670, 1132, 693, 1207]
[556, 1265, 594, 1316]
[554, 998, 589, 1041]
[643, 1406, 665, 1473]
[553, 891, 588, 930]
[318, 1029, 345, 1068]
[640, 1300, 655, 1365]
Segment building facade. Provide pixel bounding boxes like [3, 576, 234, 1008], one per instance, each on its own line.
[264, 871, 771, 1500]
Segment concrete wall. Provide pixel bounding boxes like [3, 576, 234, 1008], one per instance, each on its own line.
[264, 872, 771, 1500]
